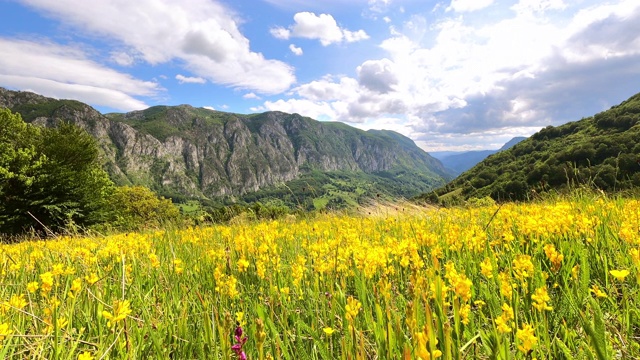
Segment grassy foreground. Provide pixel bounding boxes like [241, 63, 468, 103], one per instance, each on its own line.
[1, 195, 639, 359]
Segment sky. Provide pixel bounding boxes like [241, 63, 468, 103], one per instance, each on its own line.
[1, 0, 640, 151]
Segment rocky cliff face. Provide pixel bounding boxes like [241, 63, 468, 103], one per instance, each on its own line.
[1, 88, 452, 199]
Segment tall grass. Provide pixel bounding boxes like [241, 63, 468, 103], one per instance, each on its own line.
[1, 194, 639, 359]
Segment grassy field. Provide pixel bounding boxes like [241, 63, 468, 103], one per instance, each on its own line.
[1, 194, 639, 359]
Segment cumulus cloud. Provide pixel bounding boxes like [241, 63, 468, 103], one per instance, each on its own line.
[271, 12, 369, 46]
[19, 0, 295, 94]
[243, 92, 261, 99]
[263, 98, 339, 121]
[357, 59, 398, 93]
[0, 38, 159, 111]
[263, 0, 640, 151]
[289, 44, 303, 55]
[175, 74, 206, 84]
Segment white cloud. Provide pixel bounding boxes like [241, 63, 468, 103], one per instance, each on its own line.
[368, 0, 392, 13]
[203, 106, 215, 110]
[261, 0, 640, 150]
[357, 58, 398, 93]
[343, 29, 370, 43]
[175, 74, 206, 84]
[264, 98, 339, 121]
[271, 12, 369, 46]
[511, 0, 566, 16]
[19, 0, 296, 94]
[110, 51, 136, 66]
[289, 44, 303, 55]
[0, 38, 159, 111]
[270, 27, 291, 40]
[243, 92, 260, 99]
[447, 0, 494, 13]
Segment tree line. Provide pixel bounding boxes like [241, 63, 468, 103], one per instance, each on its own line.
[0, 108, 179, 238]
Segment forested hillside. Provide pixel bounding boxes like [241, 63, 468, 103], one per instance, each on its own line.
[422, 92, 640, 202]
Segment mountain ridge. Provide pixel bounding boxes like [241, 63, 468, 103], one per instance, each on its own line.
[0, 87, 452, 206]
[430, 137, 526, 175]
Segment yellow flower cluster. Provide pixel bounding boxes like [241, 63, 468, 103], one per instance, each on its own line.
[345, 296, 362, 322]
[102, 299, 132, 328]
[495, 303, 514, 333]
[531, 286, 553, 311]
[516, 323, 538, 353]
[543, 243, 564, 272]
[0, 196, 638, 358]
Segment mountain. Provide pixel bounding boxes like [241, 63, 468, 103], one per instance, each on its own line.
[0, 88, 453, 208]
[430, 137, 526, 176]
[499, 137, 527, 151]
[421, 92, 640, 202]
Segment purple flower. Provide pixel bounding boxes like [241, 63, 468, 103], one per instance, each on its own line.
[232, 326, 248, 360]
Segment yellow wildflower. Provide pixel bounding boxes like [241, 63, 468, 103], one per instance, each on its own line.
[516, 323, 538, 353]
[40, 272, 54, 293]
[71, 278, 82, 292]
[237, 258, 250, 272]
[345, 296, 361, 322]
[571, 265, 579, 281]
[531, 286, 553, 311]
[173, 259, 184, 274]
[102, 300, 132, 328]
[148, 253, 160, 268]
[480, 257, 493, 279]
[85, 273, 99, 285]
[543, 243, 563, 272]
[590, 285, 607, 298]
[495, 303, 514, 334]
[513, 255, 534, 281]
[323, 327, 335, 335]
[0, 322, 12, 341]
[27, 281, 39, 293]
[8, 294, 28, 311]
[45, 317, 68, 333]
[460, 303, 471, 325]
[415, 331, 442, 360]
[78, 352, 94, 360]
[630, 248, 640, 264]
[235, 312, 245, 326]
[609, 269, 630, 281]
[52, 264, 65, 276]
[499, 272, 514, 299]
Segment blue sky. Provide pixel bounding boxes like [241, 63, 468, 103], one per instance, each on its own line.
[1, 0, 639, 151]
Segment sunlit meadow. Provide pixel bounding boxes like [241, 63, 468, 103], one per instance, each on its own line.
[1, 194, 639, 359]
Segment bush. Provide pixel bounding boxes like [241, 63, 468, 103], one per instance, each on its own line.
[101, 186, 181, 231]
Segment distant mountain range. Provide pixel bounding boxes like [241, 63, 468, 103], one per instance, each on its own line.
[430, 137, 526, 175]
[0, 87, 453, 209]
[421, 91, 640, 202]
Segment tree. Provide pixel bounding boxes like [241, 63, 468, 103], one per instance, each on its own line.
[102, 186, 181, 231]
[0, 109, 114, 235]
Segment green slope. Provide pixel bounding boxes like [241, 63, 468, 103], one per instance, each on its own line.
[420, 92, 640, 202]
